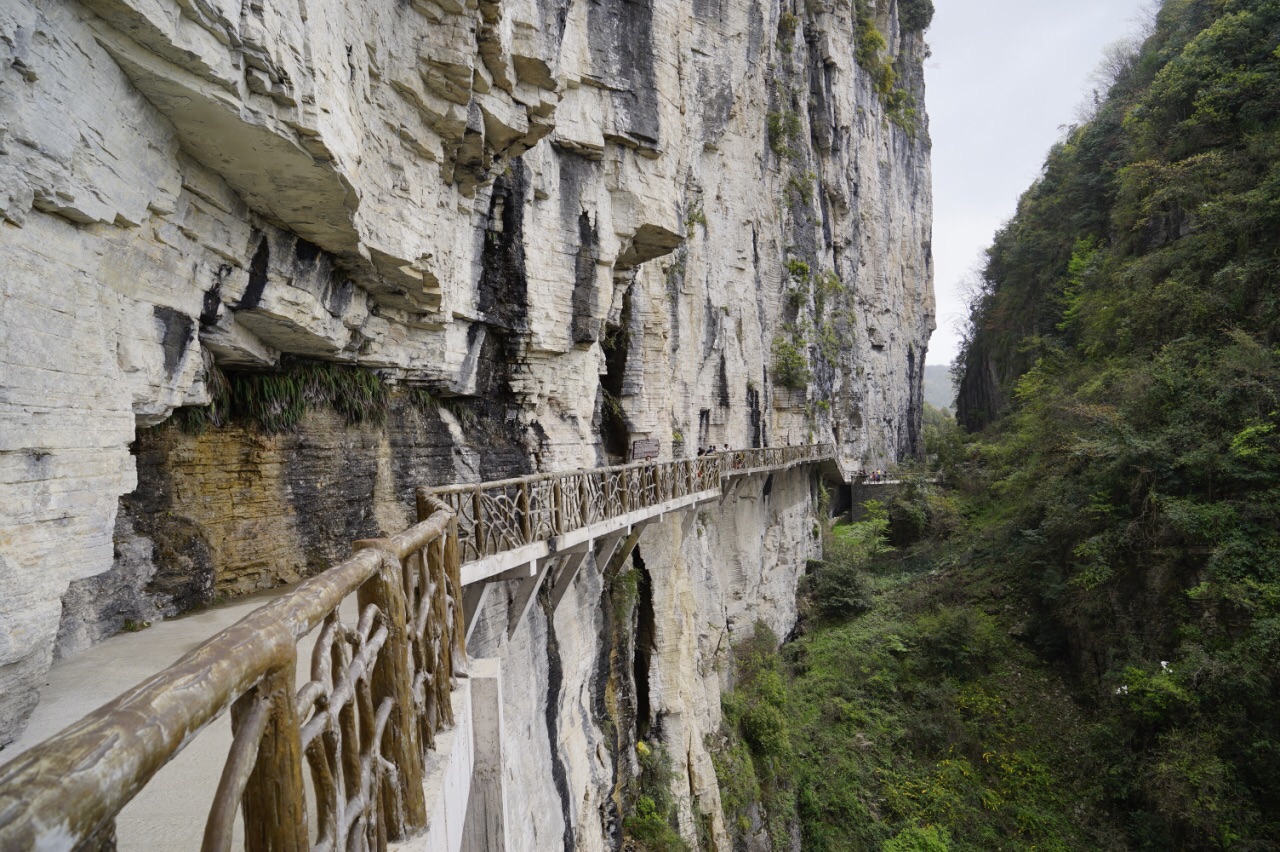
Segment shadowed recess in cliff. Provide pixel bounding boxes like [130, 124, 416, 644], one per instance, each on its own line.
[631, 546, 656, 740]
[477, 159, 530, 333]
[599, 286, 634, 460]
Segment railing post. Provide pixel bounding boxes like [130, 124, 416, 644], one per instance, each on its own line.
[553, 479, 564, 535]
[353, 540, 427, 839]
[445, 515, 467, 676]
[519, 481, 532, 543]
[473, 487, 485, 556]
[234, 663, 309, 852]
[416, 487, 429, 524]
[620, 468, 630, 513]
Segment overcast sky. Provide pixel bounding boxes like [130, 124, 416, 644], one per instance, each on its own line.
[924, 0, 1155, 367]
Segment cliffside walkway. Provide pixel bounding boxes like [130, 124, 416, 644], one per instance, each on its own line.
[0, 445, 835, 852]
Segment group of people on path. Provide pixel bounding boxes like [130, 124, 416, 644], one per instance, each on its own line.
[866, 469, 889, 483]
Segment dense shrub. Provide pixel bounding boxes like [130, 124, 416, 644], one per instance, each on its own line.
[953, 0, 1280, 844]
[806, 504, 891, 618]
[898, 0, 935, 33]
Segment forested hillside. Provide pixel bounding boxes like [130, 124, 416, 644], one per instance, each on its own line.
[694, 2, 1280, 848]
[950, 0, 1280, 846]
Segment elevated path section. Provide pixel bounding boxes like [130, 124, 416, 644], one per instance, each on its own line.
[0, 446, 835, 851]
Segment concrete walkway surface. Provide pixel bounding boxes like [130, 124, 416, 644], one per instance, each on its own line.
[1, 588, 339, 850]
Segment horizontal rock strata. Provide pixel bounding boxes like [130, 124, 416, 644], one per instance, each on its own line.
[0, 0, 931, 844]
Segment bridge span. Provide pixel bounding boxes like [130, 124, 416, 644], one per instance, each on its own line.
[0, 445, 837, 852]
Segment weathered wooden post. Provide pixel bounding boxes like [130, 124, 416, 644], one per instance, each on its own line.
[232, 663, 310, 852]
[426, 535, 457, 729]
[519, 481, 532, 543]
[445, 515, 467, 677]
[553, 478, 564, 535]
[353, 540, 428, 838]
[473, 486, 485, 557]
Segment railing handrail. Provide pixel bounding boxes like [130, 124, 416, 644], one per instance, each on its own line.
[424, 444, 835, 498]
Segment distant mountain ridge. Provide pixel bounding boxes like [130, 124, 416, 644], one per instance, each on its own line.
[923, 364, 955, 412]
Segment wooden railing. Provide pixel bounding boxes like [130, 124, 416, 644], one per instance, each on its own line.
[0, 444, 833, 850]
[0, 498, 464, 852]
[720, 444, 833, 474]
[425, 445, 832, 564]
[426, 456, 721, 563]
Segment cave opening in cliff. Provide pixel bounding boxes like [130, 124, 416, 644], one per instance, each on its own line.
[631, 546, 657, 740]
[599, 285, 633, 460]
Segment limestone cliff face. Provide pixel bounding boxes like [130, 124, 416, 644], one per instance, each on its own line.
[0, 0, 932, 836]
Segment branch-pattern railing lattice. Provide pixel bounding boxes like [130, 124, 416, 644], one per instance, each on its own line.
[0, 444, 832, 851]
[426, 445, 832, 564]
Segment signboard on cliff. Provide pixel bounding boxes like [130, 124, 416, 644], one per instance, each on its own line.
[631, 439, 660, 461]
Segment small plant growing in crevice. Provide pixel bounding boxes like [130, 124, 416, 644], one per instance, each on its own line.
[767, 110, 803, 159]
[684, 205, 707, 235]
[174, 357, 391, 434]
[817, 319, 840, 363]
[623, 740, 691, 851]
[785, 171, 816, 210]
[814, 269, 842, 319]
[406, 387, 437, 415]
[772, 333, 812, 389]
[785, 257, 811, 280]
[436, 396, 479, 430]
[777, 11, 800, 52]
[851, 0, 923, 135]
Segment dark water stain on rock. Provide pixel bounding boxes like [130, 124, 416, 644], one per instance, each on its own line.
[632, 547, 656, 739]
[542, 606, 576, 849]
[199, 265, 230, 329]
[235, 234, 270, 311]
[387, 400, 465, 499]
[283, 424, 383, 575]
[900, 344, 924, 459]
[588, 569, 624, 848]
[588, 0, 660, 146]
[571, 211, 601, 346]
[125, 429, 216, 615]
[153, 305, 194, 378]
[747, 382, 763, 447]
[718, 352, 731, 408]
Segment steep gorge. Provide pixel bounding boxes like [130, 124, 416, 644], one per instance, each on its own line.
[0, 0, 932, 845]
